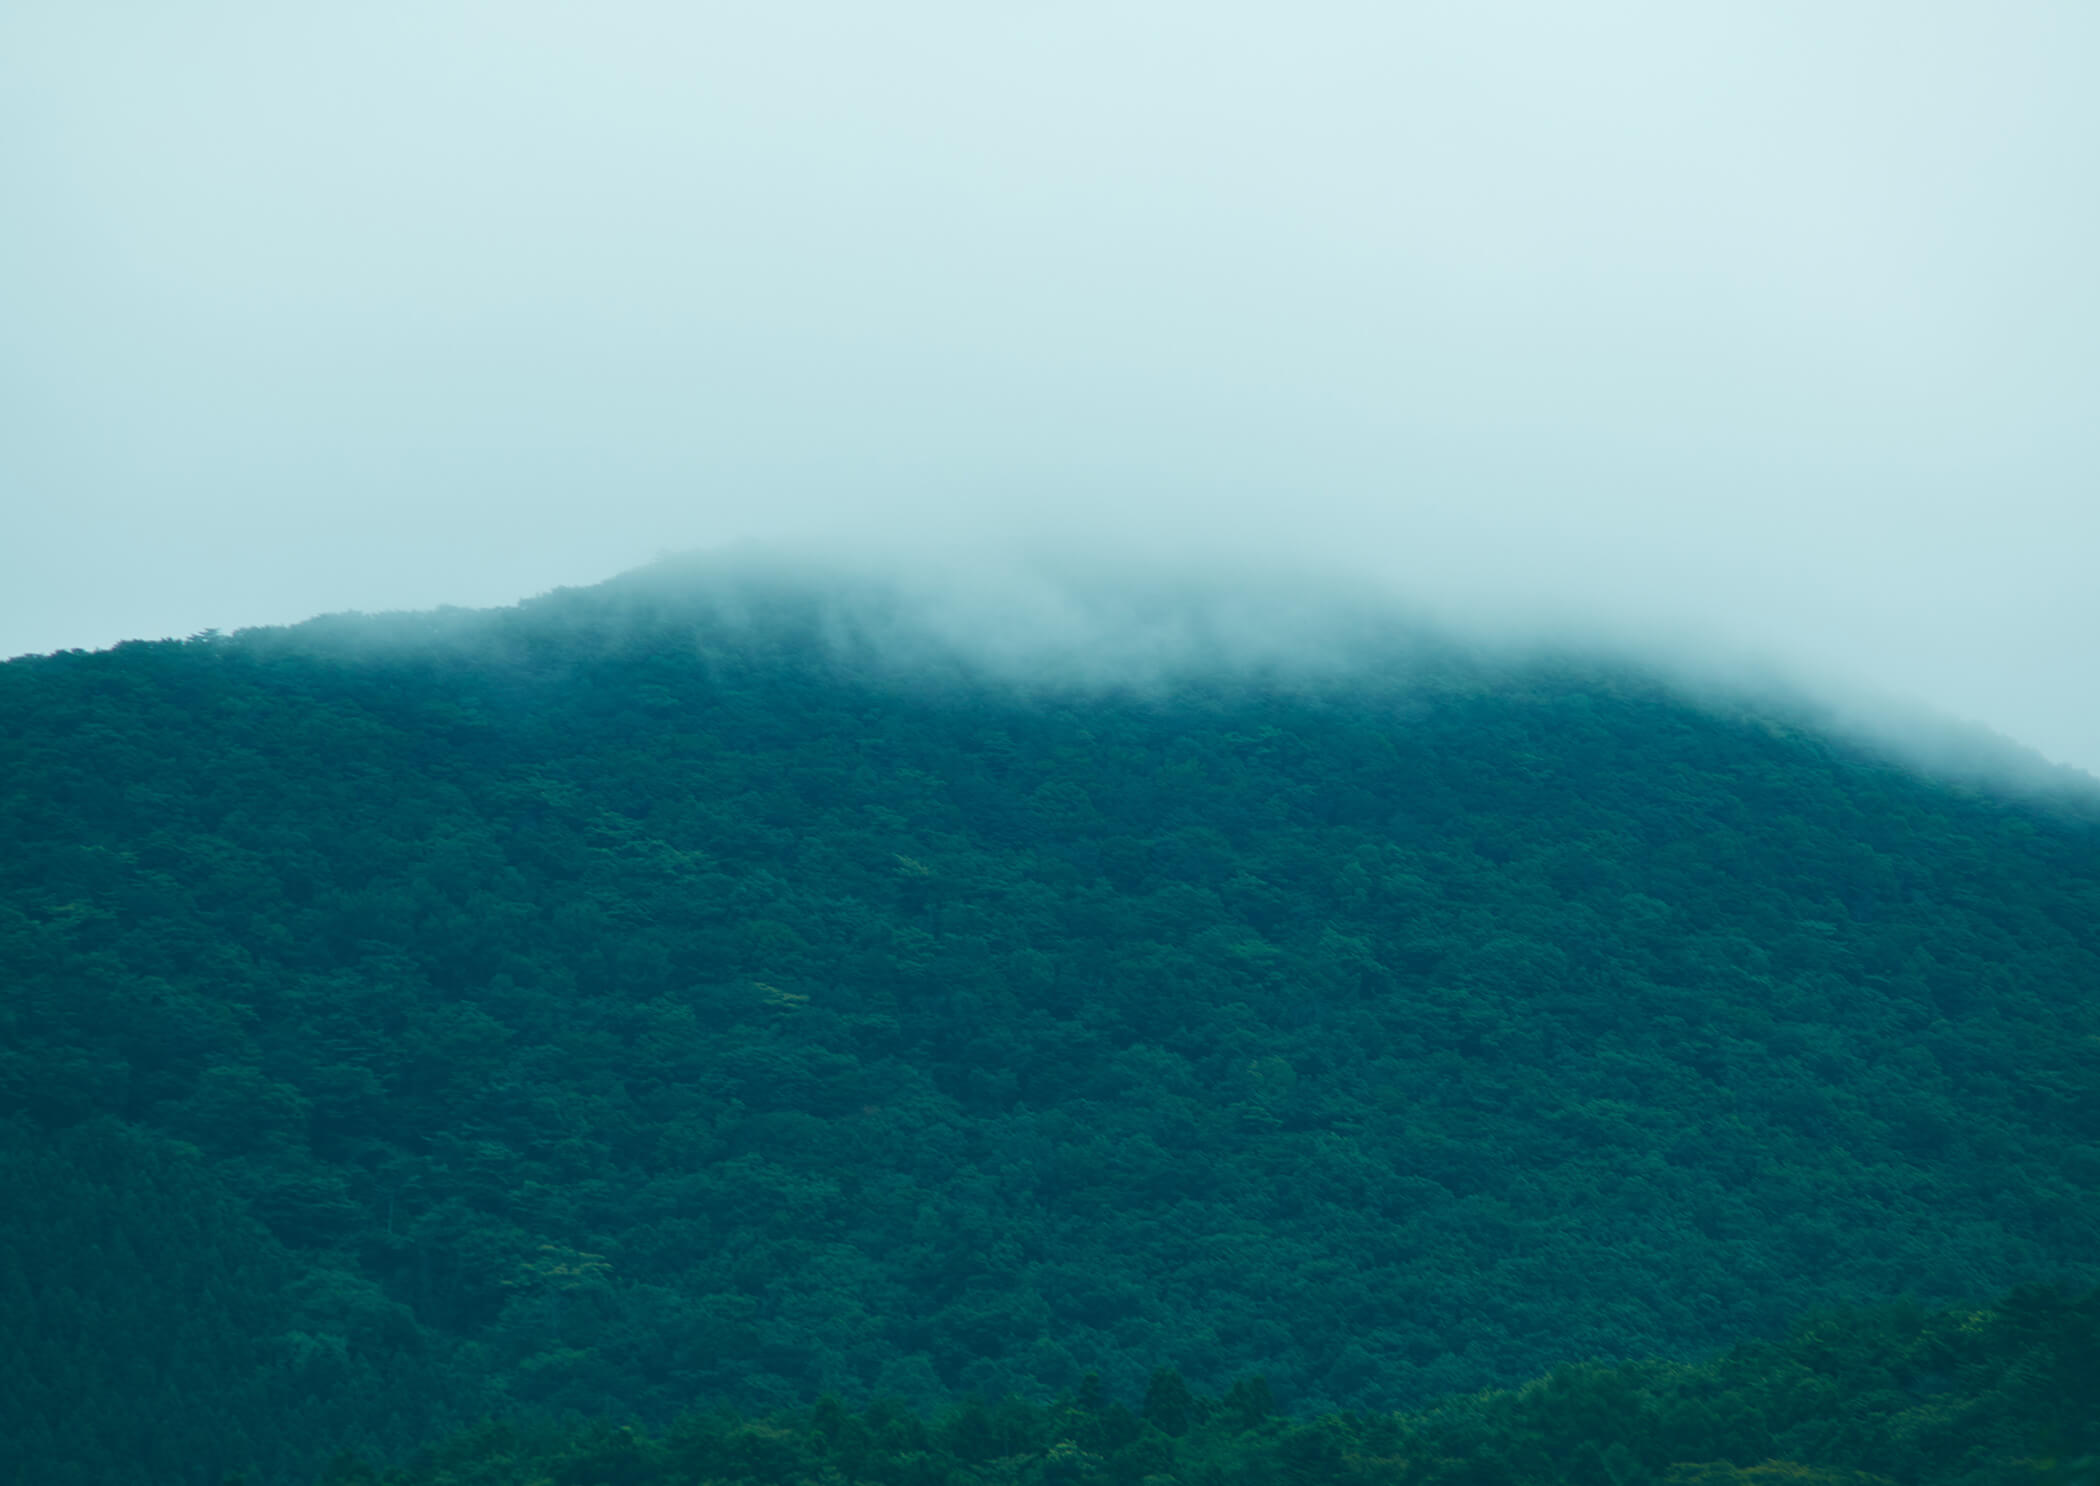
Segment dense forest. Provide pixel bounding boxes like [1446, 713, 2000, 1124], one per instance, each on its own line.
[328, 1284, 2100, 1486]
[4, 561, 2098, 1484]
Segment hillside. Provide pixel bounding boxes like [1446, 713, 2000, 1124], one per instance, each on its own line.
[4, 561, 2099, 1484]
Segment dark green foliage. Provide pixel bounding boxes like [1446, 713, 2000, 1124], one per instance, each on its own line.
[0, 1116, 449, 1486]
[4, 573, 2100, 1482]
[335, 1287, 2100, 1486]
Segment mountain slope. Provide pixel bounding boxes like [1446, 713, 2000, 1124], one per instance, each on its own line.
[4, 563, 2098, 1483]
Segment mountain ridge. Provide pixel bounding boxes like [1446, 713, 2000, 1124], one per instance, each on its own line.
[206, 549, 2100, 812]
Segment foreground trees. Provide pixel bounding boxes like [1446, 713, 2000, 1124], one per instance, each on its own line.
[328, 1287, 2099, 1486]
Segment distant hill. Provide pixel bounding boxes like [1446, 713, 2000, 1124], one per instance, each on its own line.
[4, 557, 2098, 1485]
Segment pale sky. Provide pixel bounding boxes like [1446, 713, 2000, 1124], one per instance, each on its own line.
[4, 2, 2096, 770]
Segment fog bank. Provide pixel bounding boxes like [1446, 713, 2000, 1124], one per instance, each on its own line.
[4, 1, 2096, 770]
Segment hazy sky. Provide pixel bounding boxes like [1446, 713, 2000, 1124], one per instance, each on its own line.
[5, 2, 2096, 769]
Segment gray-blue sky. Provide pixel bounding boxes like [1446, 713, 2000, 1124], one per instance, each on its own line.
[4, 2, 2096, 769]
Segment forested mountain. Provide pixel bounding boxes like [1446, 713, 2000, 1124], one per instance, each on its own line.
[4, 560, 2098, 1485]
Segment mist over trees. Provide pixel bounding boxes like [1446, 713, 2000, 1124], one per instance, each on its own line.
[4, 562, 2098, 1484]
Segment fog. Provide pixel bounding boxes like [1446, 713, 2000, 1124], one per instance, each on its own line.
[4, 2, 2097, 772]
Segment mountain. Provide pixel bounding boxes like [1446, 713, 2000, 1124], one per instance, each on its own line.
[4, 557, 2098, 1485]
